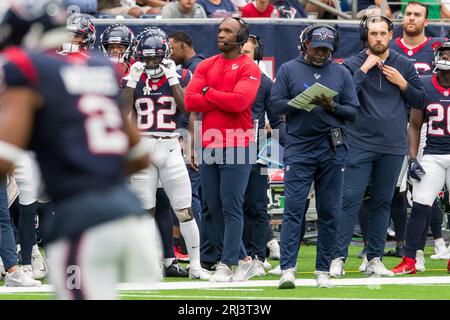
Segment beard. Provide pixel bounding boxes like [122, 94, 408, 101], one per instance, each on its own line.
[368, 42, 388, 56]
[403, 23, 424, 37]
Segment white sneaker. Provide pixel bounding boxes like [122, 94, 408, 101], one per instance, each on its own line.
[209, 262, 233, 282]
[365, 257, 394, 277]
[0, 258, 5, 280]
[415, 250, 426, 272]
[431, 239, 450, 260]
[329, 258, 345, 278]
[263, 259, 272, 270]
[22, 265, 34, 279]
[315, 271, 332, 288]
[267, 238, 280, 260]
[268, 264, 281, 275]
[189, 267, 212, 280]
[252, 259, 266, 277]
[4, 268, 41, 287]
[278, 267, 296, 289]
[233, 258, 257, 282]
[359, 255, 368, 272]
[31, 245, 48, 280]
[435, 238, 447, 254]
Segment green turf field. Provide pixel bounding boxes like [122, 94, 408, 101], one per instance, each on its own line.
[1, 243, 449, 300]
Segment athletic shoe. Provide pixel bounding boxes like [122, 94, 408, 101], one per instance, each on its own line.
[252, 259, 266, 277]
[315, 271, 332, 288]
[384, 246, 403, 257]
[263, 259, 272, 270]
[174, 246, 189, 263]
[4, 268, 41, 287]
[209, 262, 233, 283]
[357, 247, 367, 259]
[200, 261, 217, 271]
[415, 250, 426, 272]
[164, 260, 189, 278]
[329, 257, 345, 278]
[365, 257, 394, 277]
[391, 257, 416, 275]
[358, 255, 368, 272]
[0, 258, 5, 280]
[278, 267, 296, 289]
[434, 238, 447, 256]
[31, 245, 48, 280]
[267, 238, 280, 260]
[189, 267, 212, 280]
[431, 240, 450, 260]
[268, 264, 282, 275]
[233, 258, 257, 281]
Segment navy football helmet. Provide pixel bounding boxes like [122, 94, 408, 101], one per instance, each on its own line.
[61, 13, 96, 53]
[0, 0, 67, 50]
[135, 28, 171, 79]
[100, 24, 135, 64]
[433, 40, 450, 71]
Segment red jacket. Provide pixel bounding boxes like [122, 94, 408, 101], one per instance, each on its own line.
[185, 54, 261, 148]
[241, 2, 274, 17]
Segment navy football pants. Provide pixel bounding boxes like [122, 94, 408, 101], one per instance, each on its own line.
[280, 145, 346, 272]
[334, 146, 404, 262]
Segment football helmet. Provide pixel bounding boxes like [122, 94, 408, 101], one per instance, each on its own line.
[433, 40, 450, 71]
[61, 13, 96, 53]
[135, 28, 171, 79]
[100, 24, 135, 64]
[0, 0, 67, 50]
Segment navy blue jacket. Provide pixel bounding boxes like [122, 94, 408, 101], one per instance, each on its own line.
[343, 49, 425, 155]
[253, 73, 286, 146]
[270, 55, 359, 164]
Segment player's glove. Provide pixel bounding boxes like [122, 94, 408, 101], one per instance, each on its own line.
[123, 61, 146, 88]
[160, 59, 180, 86]
[408, 158, 425, 182]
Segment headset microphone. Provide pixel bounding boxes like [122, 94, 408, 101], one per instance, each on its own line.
[221, 40, 246, 45]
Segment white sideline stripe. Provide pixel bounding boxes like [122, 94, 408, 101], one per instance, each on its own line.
[1, 276, 450, 294]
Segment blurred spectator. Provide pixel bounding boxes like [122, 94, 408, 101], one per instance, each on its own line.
[64, 0, 98, 14]
[357, 0, 392, 18]
[442, 0, 450, 18]
[97, 0, 161, 18]
[241, 0, 275, 17]
[197, 0, 236, 17]
[162, 0, 208, 18]
[304, 0, 338, 19]
[275, 0, 307, 18]
[137, 0, 170, 13]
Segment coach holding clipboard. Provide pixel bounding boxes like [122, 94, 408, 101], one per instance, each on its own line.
[269, 24, 359, 289]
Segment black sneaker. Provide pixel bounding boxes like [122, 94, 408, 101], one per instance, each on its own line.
[200, 261, 217, 272]
[384, 246, 403, 257]
[164, 261, 189, 278]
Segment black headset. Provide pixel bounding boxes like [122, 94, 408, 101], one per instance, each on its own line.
[220, 17, 250, 45]
[248, 34, 264, 61]
[359, 15, 394, 41]
[299, 24, 339, 54]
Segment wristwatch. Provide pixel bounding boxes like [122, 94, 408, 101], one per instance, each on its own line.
[202, 86, 209, 96]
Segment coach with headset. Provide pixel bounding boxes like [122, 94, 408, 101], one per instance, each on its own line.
[330, 15, 425, 278]
[185, 17, 261, 282]
[270, 24, 359, 289]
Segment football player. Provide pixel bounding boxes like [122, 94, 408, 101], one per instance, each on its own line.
[99, 24, 136, 79]
[58, 13, 96, 57]
[388, 1, 448, 265]
[0, 0, 161, 299]
[391, 40, 450, 274]
[122, 28, 211, 280]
